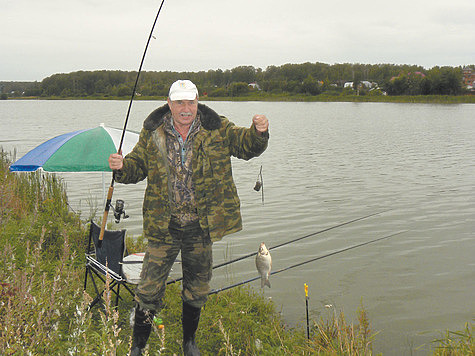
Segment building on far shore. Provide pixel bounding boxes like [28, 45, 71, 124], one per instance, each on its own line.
[462, 66, 474, 90]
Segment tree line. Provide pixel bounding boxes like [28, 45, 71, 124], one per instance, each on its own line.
[1, 62, 471, 99]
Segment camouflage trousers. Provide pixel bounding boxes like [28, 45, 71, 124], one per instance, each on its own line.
[135, 221, 213, 311]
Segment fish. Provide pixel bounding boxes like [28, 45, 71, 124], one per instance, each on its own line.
[255, 242, 272, 288]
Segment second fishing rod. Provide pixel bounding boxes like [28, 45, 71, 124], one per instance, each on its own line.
[209, 229, 407, 295]
[166, 209, 389, 285]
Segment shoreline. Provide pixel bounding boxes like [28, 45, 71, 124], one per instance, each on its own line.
[4, 94, 475, 104]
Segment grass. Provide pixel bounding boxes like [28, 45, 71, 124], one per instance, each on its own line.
[0, 149, 473, 355]
[431, 323, 474, 356]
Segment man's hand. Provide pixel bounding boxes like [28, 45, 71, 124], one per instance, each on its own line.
[108, 153, 124, 170]
[252, 115, 269, 134]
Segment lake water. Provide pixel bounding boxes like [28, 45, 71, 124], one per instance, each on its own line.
[1, 100, 474, 355]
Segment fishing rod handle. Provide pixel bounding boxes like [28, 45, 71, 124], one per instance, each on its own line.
[98, 185, 114, 247]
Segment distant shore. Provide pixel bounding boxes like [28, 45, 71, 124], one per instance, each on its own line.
[5, 93, 475, 104]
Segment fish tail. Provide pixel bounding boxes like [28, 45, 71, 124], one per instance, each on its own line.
[265, 278, 271, 288]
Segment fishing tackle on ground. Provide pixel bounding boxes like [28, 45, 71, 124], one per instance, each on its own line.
[153, 316, 164, 330]
[305, 283, 310, 340]
[98, 0, 167, 246]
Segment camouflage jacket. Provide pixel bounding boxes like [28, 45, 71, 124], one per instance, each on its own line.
[115, 103, 269, 243]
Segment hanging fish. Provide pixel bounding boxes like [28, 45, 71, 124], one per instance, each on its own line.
[255, 242, 272, 288]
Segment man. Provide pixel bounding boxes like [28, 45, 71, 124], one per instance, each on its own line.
[108, 79, 269, 356]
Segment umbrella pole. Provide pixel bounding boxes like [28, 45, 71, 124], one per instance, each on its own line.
[102, 172, 106, 206]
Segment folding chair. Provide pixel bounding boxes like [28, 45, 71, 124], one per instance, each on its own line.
[84, 221, 136, 309]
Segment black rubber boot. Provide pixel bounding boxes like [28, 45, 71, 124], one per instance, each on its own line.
[182, 302, 201, 356]
[130, 304, 155, 356]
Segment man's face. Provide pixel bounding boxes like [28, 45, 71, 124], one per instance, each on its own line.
[167, 98, 198, 129]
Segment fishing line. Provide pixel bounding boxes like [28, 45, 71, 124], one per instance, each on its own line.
[166, 210, 389, 285]
[208, 230, 407, 295]
[98, 0, 166, 245]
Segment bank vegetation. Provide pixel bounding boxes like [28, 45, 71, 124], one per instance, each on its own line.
[1, 62, 474, 103]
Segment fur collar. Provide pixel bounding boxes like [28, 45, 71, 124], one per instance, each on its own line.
[143, 103, 222, 131]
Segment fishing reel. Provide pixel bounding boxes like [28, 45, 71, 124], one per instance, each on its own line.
[111, 199, 129, 223]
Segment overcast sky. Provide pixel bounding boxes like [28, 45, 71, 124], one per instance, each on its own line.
[2, 0, 474, 81]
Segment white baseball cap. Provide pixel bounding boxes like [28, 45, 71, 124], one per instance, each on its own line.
[168, 80, 199, 101]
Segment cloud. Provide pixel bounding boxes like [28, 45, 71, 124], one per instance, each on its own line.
[1, 0, 473, 81]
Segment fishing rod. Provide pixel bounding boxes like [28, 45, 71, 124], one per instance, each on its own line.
[208, 230, 407, 295]
[166, 210, 388, 285]
[99, 0, 167, 246]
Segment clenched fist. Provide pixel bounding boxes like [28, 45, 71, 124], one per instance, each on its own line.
[108, 153, 124, 170]
[252, 114, 269, 135]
